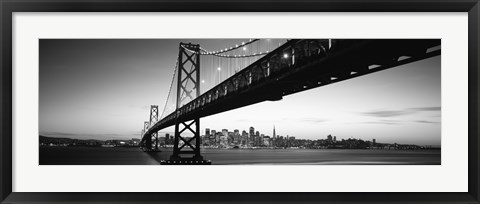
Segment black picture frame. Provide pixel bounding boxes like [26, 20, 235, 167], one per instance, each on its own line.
[1, 0, 479, 203]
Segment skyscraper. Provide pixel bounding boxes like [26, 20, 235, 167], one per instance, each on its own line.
[272, 125, 276, 147]
[233, 129, 240, 144]
[205, 128, 210, 137]
[249, 127, 255, 142]
[211, 130, 217, 145]
[273, 125, 276, 139]
[165, 133, 170, 145]
[242, 130, 248, 146]
[249, 127, 255, 137]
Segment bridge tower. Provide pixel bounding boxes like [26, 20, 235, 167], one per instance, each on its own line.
[169, 42, 205, 163]
[140, 129, 144, 146]
[149, 105, 159, 151]
[143, 121, 150, 150]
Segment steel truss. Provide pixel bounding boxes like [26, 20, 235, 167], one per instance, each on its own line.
[170, 43, 204, 162]
[143, 121, 150, 149]
[149, 105, 159, 151]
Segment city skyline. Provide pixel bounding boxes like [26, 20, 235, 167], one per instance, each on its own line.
[40, 39, 440, 146]
[40, 124, 435, 147]
[194, 126, 435, 147]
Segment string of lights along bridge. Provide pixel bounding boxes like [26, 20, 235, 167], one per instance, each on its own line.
[139, 39, 441, 165]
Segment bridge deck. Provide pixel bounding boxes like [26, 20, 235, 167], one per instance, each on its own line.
[143, 39, 440, 139]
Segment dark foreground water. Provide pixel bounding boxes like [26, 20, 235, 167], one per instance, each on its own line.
[40, 146, 440, 165]
[40, 147, 440, 165]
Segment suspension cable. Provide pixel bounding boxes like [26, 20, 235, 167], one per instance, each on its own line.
[200, 39, 259, 55]
[160, 57, 179, 119]
[182, 44, 268, 58]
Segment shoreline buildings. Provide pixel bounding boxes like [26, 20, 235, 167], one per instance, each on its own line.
[40, 125, 435, 150]
[198, 126, 428, 150]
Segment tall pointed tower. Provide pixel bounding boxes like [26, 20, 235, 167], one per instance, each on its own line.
[272, 125, 276, 147]
[273, 125, 276, 139]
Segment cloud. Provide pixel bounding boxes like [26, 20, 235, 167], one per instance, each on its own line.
[415, 120, 440, 124]
[360, 119, 402, 125]
[361, 110, 411, 117]
[409, 107, 441, 111]
[39, 131, 136, 140]
[40, 131, 78, 136]
[361, 106, 441, 118]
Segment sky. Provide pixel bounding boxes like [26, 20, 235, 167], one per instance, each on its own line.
[39, 39, 440, 146]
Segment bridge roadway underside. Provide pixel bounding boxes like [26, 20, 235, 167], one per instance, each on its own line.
[145, 39, 440, 136]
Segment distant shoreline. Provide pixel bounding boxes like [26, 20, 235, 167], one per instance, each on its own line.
[39, 146, 441, 165]
[40, 146, 441, 151]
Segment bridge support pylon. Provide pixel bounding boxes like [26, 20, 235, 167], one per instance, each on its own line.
[143, 121, 152, 151]
[162, 42, 210, 165]
[149, 105, 160, 152]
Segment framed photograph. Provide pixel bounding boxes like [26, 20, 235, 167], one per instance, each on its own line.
[1, 0, 479, 203]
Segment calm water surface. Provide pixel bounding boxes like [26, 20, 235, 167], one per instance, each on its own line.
[39, 146, 440, 165]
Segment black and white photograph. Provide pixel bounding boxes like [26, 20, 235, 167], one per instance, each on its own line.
[39, 39, 441, 165]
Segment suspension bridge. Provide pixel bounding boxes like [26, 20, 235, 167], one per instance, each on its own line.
[138, 39, 441, 165]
